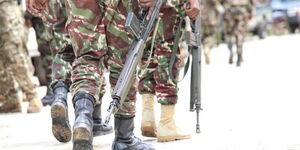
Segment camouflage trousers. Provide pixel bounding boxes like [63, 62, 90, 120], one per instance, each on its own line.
[0, 0, 38, 104]
[64, 0, 141, 115]
[27, 0, 107, 99]
[138, 3, 184, 105]
[224, 6, 249, 55]
[31, 16, 53, 86]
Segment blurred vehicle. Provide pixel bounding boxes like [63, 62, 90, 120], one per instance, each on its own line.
[271, 0, 300, 33]
[248, 2, 273, 39]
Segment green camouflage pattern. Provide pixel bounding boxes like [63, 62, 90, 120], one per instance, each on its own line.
[64, 0, 107, 105]
[65, 0, 140, 114]
[0, 0, 38, 103]
[25, 12, 53, 86]
[27, 0, 107, 104]
[27, 0, 73, 88]
[138, 0, 184, 105]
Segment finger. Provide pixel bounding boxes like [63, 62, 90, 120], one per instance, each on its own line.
[140, 2, 154, 8]
[140, 1, 154, 7]
[140, 2, 150, 7]
[146, 7, 154, 20]
[186, 9, 196, 18]
[140, 0, 153, 3]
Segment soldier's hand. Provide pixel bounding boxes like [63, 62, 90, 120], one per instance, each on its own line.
[139, 0, 155, 8]
[139, 0, 156, 20]
[185, 0, 200, 20]
[30, 0, 48, 10]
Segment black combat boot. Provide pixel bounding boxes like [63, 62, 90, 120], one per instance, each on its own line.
[228, 43, 234, 64]
[112, 115, 155, 150]
[51, 81, 71, 143]
[236, 53, 242, 67]
[73, 92, 94, 150]
[41, 86, 54, 106]
[93, 104, 113, 137]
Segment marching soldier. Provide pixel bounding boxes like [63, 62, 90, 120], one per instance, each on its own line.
[0, 0, 42, 113]
[27, 0, 113, 144]
[222, 0, 255, 66]
[201, 0, 223, 64]
[138, 0, 200, 142]
[29, 0, 154, 149]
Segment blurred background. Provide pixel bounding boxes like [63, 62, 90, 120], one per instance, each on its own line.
[1, 0, 300, 150]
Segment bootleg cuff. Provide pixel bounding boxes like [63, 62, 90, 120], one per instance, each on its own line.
[157, 96, 178, 105]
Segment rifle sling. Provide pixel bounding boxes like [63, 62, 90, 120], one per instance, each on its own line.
[140, 18, 161, 69]
[169, 18, 186, 81]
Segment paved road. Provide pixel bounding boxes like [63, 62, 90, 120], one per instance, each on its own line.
[1, 34, 300, 150]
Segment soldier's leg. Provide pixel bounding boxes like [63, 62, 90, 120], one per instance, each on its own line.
[36, 0, 74, 142]
[0, 2, 23, 113]
[224, 11, 235, 64]
[93, 77, 113, 136]
[234, 18, 247, 67]
[203, 35, 212, 65]
[0, 1, 42, 113]
[0, 60, 22, 113]
[29, 16, 54, 105]
[50, 39, 73, 143]
[105, 1, 154, 149]
[153, 44, 190, 142]
[153, 7, 190, 142]
[65, 0, 107, 149]
[138, 56, 157, 137]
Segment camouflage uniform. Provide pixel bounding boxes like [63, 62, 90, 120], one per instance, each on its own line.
[223, 0, 254, 66]
[138, 0, 184, 105]
[27, 0, 112, 144]
[64, 0, 155, 149]
[64, 0, 140, 114]
[0, 0, 41, 113]
[201, 0, 223, 64]
[24, 12, 53, 86]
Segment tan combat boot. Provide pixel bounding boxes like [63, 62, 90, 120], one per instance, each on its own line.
[141, 94, 157, 137]
[0, 89, 23, 113]
[204, 47, 211, 65]
[27, 93, 42, 113]
[157, 105, 191, 142]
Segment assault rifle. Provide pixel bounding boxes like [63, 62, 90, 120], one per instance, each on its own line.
[184, 1, 202, 134]
[104, 0, 162, 126]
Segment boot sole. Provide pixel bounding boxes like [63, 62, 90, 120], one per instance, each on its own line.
[51, 104, 71, 143]
[73, 124, 93, 150]
[157, 135, 191, 142]
[142, 127, 157, 138]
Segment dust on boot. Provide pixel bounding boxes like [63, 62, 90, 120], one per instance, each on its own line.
[141, 94, 157, 137]
[72, 92, 94, 150]
[157, 105, 191, 142]
[51, 81, 71, 143]
[27, 90, 42, 113]
[113, 115, 155, 150]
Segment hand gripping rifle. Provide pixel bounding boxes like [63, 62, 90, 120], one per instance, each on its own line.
[104, 0, 162, 126]
[184, 1, 202, 134]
